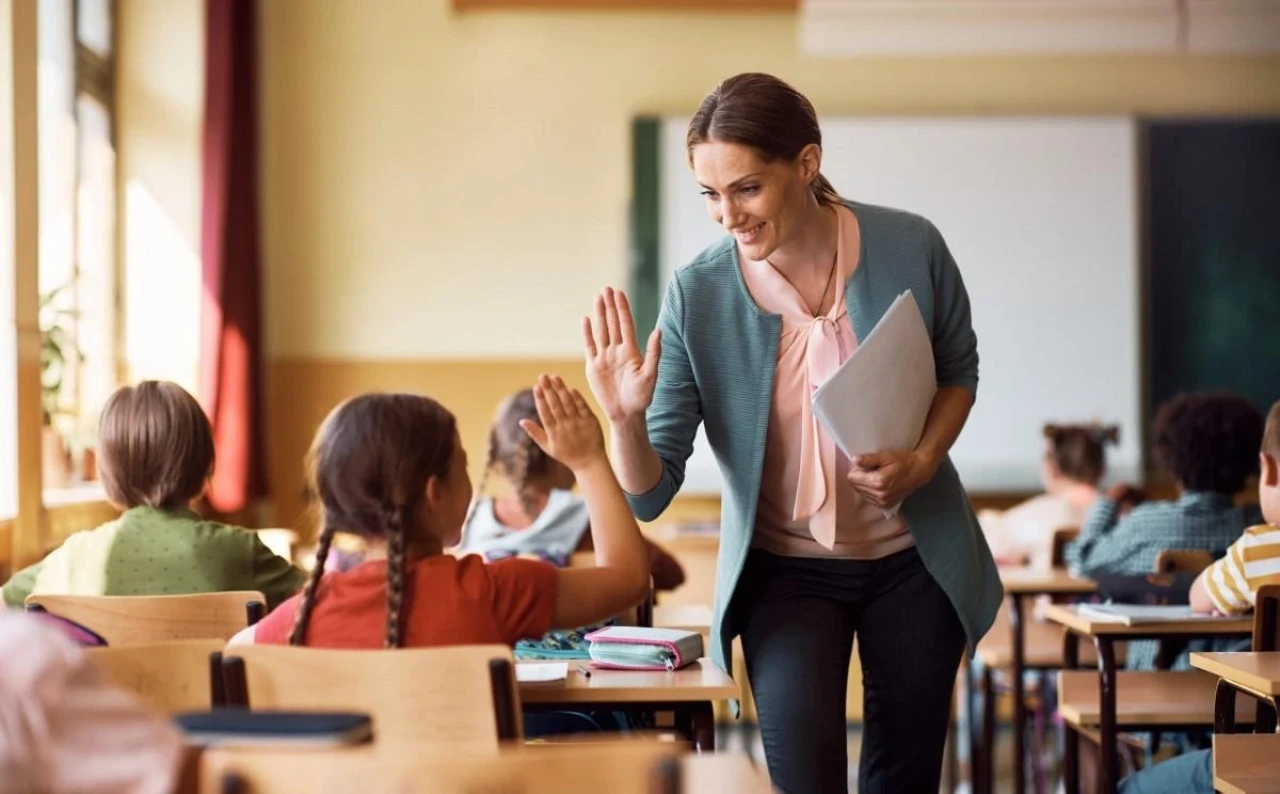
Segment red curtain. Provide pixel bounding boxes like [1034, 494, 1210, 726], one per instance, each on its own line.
[200, 0, 265, 515]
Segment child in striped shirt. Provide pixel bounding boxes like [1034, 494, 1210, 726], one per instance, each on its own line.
[1119, 398, 1280, 794]
[1191, 398, 1280, 615]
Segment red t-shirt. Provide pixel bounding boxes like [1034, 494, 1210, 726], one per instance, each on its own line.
[254, 554, 558, 648]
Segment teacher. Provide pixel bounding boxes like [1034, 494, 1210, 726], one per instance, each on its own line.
[582, 73, 1001, 794]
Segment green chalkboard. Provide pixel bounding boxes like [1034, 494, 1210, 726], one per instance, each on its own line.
[1146, 120, 1280, 423]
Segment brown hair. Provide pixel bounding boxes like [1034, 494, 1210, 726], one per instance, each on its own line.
[97, 381, 215, 510]
[1042, 423, 1119, 485]
[467, 389, 552, 525]
[289, 393, 458, 648]
[687, 72, 840, 206]
[1263, 400, 1280, 459]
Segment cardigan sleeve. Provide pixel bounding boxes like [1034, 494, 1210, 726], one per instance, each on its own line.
[926, 220, 979, 393]
[625, 273, 703, 522]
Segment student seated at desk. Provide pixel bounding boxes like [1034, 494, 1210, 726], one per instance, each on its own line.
[1119, 399, 1280, 794]
[979, 423, 1116, 568]
[235, 376, 651, 653]
[1066, 393, 1263, 670]
[459, 387, 685, 591]
[2, 381, 306, 610]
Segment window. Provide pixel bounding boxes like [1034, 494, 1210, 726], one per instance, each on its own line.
[37, 0, 117, 493]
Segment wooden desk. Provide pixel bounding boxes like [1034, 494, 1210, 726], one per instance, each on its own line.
[1058, 669, 1253, 727]
[1191, 652, 1280, 697]
[1192, 651, 1280, 734]
[654, 604, 713, 634]
[518, 660, 739, 752]
[1043, 604, 1253, 794]
[983, 568, 1096, 794]
[1214, 734, 1280, 794]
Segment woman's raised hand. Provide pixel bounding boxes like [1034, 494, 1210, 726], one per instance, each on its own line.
[582, 287, 661, 424]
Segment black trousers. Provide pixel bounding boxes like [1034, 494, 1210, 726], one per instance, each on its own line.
[737, 546, 966, 794]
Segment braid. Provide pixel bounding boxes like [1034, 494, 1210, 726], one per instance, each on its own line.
[461, 435, 500, 542]
[288, 524, 336, 646]
[384, 508, 407, 648]
[512, 434, 542, 520]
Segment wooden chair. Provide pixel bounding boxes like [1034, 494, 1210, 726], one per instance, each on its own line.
[221, 644, 521, 753]
[26, 591, 267, 645]
[85, 640, 227, 712]
[1154, 548, 1215, 575]
[1050, 526, 1080, 570]
[203, 743, 691, 794]
[1252, 584, 1280, 652]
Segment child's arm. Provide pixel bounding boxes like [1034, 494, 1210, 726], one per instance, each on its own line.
[1190, 533, 1255, 616]
[521, 376, 651, 630]
[1064, 490, 1127, 574]
[248, 536, 308, 610]
[2, 558, 45, 609]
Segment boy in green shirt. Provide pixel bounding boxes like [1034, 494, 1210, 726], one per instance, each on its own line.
[3, 381, 305, 609]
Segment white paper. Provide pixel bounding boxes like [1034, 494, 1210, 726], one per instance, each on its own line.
[515, 662, 568, 683]
[811, 291, 937, 519]
[1078, 604, 1223, 625]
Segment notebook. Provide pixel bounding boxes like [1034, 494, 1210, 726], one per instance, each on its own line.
[174, 711, 373, 747]
[585, 626, 704, 671]
[1076, 604, 1227, 625]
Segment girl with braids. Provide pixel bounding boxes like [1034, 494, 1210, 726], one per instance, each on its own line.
[460, 388, 685, 592]
[978, 423, 1120, 569]
[233, 376, 652, 649]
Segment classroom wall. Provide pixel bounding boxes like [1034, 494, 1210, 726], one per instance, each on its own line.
[115, 0, 1280, 530]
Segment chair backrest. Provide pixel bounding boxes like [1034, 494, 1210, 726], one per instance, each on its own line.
[85, 639, 226, 712]
[203, 743, 685, 794]
[26, 591, 267, 645]
[1154, 549, 1215, 575]
[1254, 584, 1280, 652]
[1050, 526, 1080, 570]
[221, 644, 520, 753]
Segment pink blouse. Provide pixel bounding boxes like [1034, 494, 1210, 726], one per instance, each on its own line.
[742, 205, 914, 559]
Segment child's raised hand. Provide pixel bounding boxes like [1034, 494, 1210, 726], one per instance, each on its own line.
[520, 375, 607, 472]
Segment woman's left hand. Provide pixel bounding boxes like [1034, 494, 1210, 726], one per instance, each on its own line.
[846, 450, 936, 510]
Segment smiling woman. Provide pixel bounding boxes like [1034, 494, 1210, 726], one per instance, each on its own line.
[581, 73, 1001, 794]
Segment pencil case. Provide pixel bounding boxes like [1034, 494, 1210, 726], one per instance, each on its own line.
[585, 626, 704, 671]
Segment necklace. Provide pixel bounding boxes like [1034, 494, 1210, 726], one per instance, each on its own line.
[769, 244, 839, 317]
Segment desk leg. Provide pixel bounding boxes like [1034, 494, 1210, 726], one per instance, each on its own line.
[1010, 594, 1027, 794]
[1063, 632, 1080, 794]
[1257, 696, 1278, 734]
[1095, 637, 1119, 794]
[1215, 679, 1238, 735]
[689, 702, 715, 753]
[982, 663, 996, 794]
[964, 661, 982, 793]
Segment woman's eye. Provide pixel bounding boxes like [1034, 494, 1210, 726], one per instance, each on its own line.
[739, 185, 760, 196]
[700, 190, 717, 199]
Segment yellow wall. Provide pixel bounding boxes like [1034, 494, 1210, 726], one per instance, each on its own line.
[258, 0, 1280, 360]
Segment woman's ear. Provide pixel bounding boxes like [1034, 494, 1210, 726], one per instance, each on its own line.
[796, 143, 823, 185]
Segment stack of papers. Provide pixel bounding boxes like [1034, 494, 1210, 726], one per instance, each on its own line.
[1078, 604, 1225, 625]
[811, 290, 937, 519]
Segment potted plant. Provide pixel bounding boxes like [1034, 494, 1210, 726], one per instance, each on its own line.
[40, 281, 80, 489]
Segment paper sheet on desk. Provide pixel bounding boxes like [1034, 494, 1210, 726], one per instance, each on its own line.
[515, 662, 568, 683]
[811, 291, 937, 519]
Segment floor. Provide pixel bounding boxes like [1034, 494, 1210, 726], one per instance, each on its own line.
[715, 723, 1023, 794]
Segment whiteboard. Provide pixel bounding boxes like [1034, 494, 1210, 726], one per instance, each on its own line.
[658, 116, 1141, 493]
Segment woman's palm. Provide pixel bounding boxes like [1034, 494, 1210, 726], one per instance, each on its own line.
[583, 288, 661, 423]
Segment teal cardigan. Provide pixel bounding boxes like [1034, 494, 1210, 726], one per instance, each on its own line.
[627, 201, 1002, 679]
